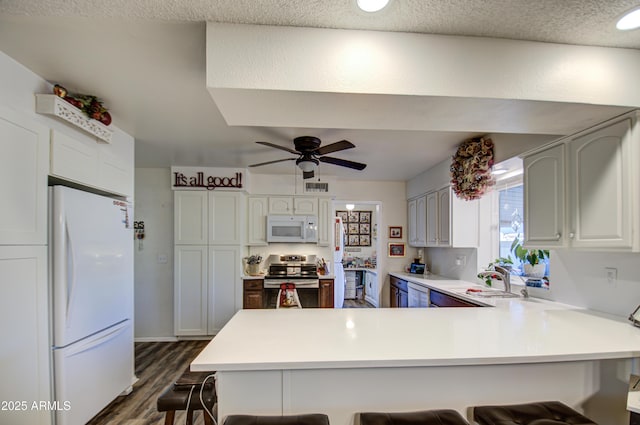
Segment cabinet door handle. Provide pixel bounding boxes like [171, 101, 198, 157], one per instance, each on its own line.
[569, 232, 575, 239]
[555, 233, 561, 240]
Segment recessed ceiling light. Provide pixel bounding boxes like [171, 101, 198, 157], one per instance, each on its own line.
[356, 0, 390, 13]
[616, 7, 640, 30]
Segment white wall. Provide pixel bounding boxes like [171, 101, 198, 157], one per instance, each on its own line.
[548, 250, 640, 318]
[134, 168, 176, 340]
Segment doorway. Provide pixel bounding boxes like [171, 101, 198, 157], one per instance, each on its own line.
[333, 200, 381, 308]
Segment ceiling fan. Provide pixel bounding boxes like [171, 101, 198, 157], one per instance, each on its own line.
[248, 136, 367, 179]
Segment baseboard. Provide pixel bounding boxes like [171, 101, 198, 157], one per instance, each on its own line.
[177, 336, 214, 341]
[134, 336, 179, 342]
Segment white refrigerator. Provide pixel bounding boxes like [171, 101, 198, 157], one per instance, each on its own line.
[333, 217, 345, 308]
[50, 186, 134, 425]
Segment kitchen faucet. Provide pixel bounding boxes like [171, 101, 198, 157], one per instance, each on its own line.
[478, 265, 511, 293]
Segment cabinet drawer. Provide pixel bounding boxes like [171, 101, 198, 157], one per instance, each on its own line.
[243, 279, 264, 290]
[390, 276, 408, 292]
[430, 290, 475, 307]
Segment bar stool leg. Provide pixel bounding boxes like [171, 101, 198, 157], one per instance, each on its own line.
[164, 410, 175, 425]
[186, 409, 194, 425]
[203, 410, 214, 425]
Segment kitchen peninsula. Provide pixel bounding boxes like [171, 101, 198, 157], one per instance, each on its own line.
[192, 282, 640, 425]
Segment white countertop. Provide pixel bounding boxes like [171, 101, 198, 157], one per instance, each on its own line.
[192, 274, 640, 372]
[389, 271, 549, 307]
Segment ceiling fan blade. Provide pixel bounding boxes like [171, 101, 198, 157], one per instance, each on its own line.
[319, 156, 367, 170]
[256, 141, 300, 155]
[248, 158, 296, 167]
[314, 140, 355, 156]
[303, 170, 315, 179]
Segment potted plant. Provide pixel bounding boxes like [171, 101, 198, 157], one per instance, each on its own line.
[511, 236, 549, 277]
[243, 254, 262, 276]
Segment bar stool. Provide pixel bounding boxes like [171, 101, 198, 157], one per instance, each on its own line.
[472, 401, 598, 425]
[224, 414, 330, 425]
[156, 370, 216, 425]
[360, 410, 470, 425]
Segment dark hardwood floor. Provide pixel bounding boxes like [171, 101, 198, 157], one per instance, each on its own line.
[87, 340, 211, 425]
[343, 299, 375, 308]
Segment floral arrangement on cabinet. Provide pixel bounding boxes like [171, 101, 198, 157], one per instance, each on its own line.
[450, 136, 495, 200]
[53, 84, 112, 126]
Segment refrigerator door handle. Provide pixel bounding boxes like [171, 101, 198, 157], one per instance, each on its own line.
[63, 321, 128, 357]
[65, 221, 77, 320]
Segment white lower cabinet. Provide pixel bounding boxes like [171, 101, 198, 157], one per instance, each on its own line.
[174, 245, 242, 336]
[208, 246, 242, 334]
[0, 246, 51, 425]
[523, 111, 638, 251]
[174, 245, 208, 335]
[364, 271, 378, 307]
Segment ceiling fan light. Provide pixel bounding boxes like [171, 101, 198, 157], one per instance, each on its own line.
[356, 0, 390, 13]
[297, 158, 318, 173]
[617, 7, 640, 30]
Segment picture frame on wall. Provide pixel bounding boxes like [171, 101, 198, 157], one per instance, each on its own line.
[389, 226, 402, 238]
[388, 243, 405, 257]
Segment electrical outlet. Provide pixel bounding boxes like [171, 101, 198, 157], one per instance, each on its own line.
[455, 255, 466, 267]
[605, 267, 617, 285]
[157, 254, 168, 264]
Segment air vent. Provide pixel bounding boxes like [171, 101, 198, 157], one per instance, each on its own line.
[304, 181, 330, 194]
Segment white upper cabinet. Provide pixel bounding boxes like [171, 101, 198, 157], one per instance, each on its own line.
[247, 196, 268, 246]
[50, 129, 99, 187]
[523, 111, 638, 251]
[524, 144, 566, 248]
[174, 191, 208, 245]
[408, 196, 426, 247]
[209, 192, 243, 245]
[175, 191, 245, 245]
[49, 129, 134, 197]
[437, 187, 451, 246]
[268, 196, 318, 215]
[0, 107, 49, 245]
[268, 196, 293, 214]
[317, 198, 331, 246]
[425, 191, 439, 246]
[294, 197, 318, 215]
[569, 118, 633, 250]
[425, 186, 478, 248]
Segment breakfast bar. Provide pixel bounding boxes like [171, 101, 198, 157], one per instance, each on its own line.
[192, 292, 640, 425]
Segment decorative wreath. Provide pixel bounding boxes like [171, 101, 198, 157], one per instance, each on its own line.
[450, 136, 495, 201]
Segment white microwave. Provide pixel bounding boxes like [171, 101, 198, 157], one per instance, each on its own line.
[267, 215, 318, 243]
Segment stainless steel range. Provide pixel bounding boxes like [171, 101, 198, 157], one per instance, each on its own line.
[263, 254, 319, 289]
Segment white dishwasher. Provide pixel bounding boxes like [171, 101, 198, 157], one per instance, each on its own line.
[408, 282, 430, 307]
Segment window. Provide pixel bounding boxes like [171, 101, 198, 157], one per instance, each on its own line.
[498, 183, 524, 270]
[492, 158, 549, 278]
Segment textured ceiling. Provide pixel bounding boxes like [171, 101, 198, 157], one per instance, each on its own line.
[3, 0, 640, 49]
[0, 0, 639, 181]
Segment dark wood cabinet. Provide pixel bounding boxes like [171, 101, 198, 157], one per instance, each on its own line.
[429, 289, 475, 307]
[319, 279, 334, 308]
[243, 279, 264, 309]
[390, 276, 408, 308]
[243, 278, 334, 309]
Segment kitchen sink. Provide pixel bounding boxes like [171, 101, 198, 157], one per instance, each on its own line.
[465, 290, 521, 298]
